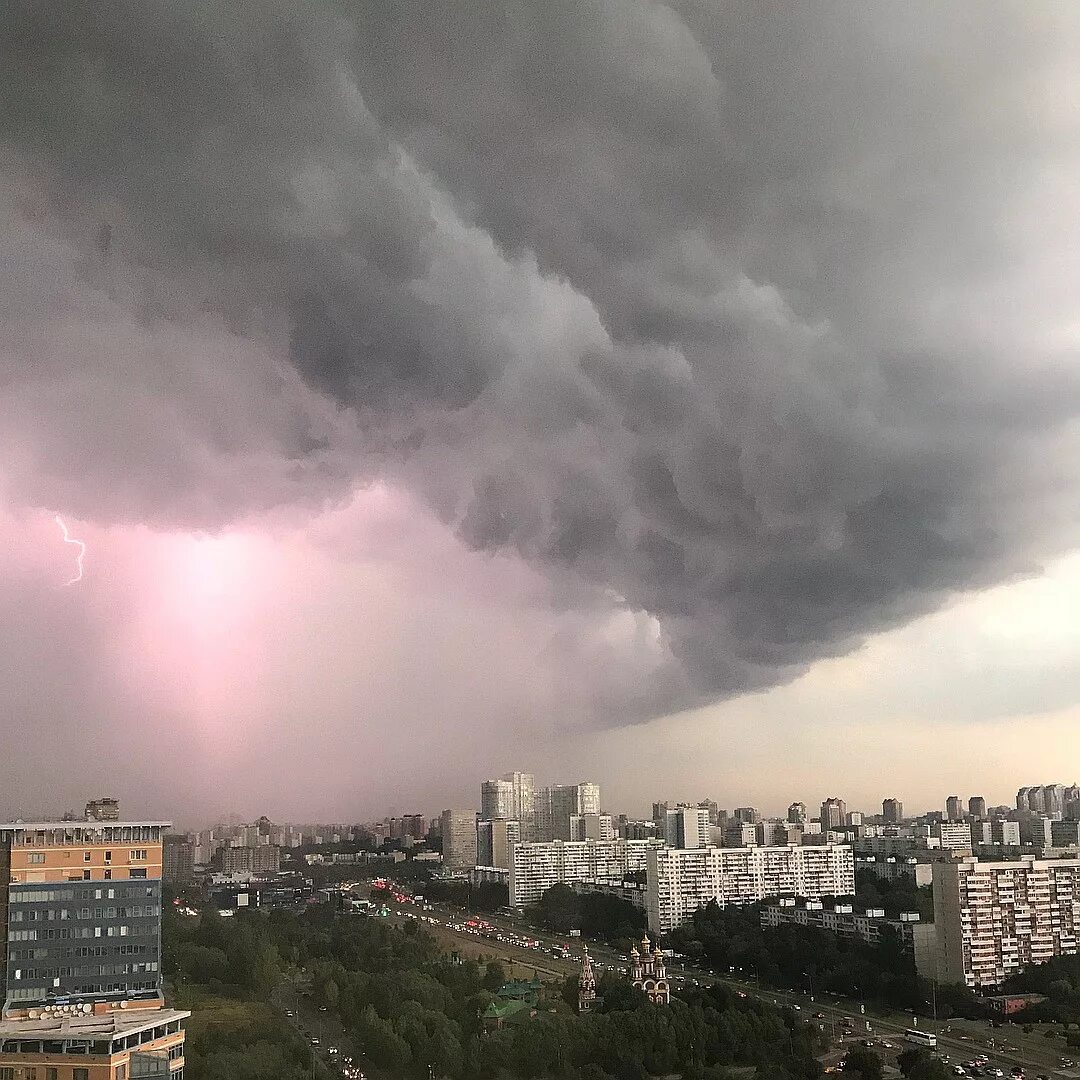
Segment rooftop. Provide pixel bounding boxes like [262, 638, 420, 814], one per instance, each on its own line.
[0, 821, 172, 833]
[0, 1008, 189, 1041]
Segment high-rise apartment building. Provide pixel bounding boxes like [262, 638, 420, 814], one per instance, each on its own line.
[733, 807, 759, 825]
[0, 814, 187, 1078]
[882, 798, 904, 824]
[84, 798, 121, 823]
[933, 856, 1080, 989]
[480, 780, 515, 821]
[440, 809, 478, 872]
[162, 834, 195, 885]
[661, 807, 710, 849]
[820, 798, 847, 831]
[476, 819, 521, 869]
[945, 795, 963, 822]
[645, 844, 855, 934]
[968, 796, 987, 820]
[787, 802, 808, 825]
[535, 782, 601, 841]
[508, 839, 657, 907]
[569, 814, 614, 842]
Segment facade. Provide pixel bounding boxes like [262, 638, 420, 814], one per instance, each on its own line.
[645, 843, 855, 934]
[0, 816, 186, 1079]
[508, 840, 657, 907]
[440, 810, 478, 872]
[933, 856, 1080, 990]
[628, 935, 670, 1004]
[882, 798, 904, 824]
[945, 796, 963, 822]
[968, 797, 988, 820]
[481, 774, 535, 823]
[84, 800, 121, 823]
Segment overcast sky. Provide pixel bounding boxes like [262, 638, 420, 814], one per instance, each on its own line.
[2, 1, 1079, 826]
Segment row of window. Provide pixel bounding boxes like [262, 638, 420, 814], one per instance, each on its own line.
[9, 884, 157, 905]
[12, 961, 159, 979]
[5, 980, 160, 1001]
[9, 925, 155, 942]
[12, 905, 160, 921]
[9, 825, 164, 845]
[25, 849, 149, 865]
[10, 944, 153, 960]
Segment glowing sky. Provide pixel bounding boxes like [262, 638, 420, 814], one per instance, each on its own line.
[2, 2, 1079, 823]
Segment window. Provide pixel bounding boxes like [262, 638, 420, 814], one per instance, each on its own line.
[83, 870, 92, 880]
[27, 852, 45, 865]
[0, 1069, 13, 1080]
[104, 870, 112, 880]
[104, 851, 112, 863]
[130, 850, 147, 861]
[47, 1071, 58, 1080]
[84, 851, 92, 862]
[115, 1067, 126, 1080]
[74, 1071, 90, 1080]
[129, 869, 147, 879]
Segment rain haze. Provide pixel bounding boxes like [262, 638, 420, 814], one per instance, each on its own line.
[2, 1, 1080, 824]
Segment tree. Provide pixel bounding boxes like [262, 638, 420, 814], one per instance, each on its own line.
[899, 1047, 949, 1080]
[482, 960, 506, 992]
[843, 1047, 884, 1080]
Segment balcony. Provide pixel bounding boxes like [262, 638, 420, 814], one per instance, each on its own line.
[129, 1050, 173, 1078]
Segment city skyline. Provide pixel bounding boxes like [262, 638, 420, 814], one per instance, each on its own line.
[3, 4, 1080, 821]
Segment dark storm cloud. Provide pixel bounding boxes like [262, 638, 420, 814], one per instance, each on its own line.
[2, 0, 1079, 718]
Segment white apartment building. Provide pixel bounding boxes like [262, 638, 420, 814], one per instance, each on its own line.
[645, 844, 855, 934]
[508, 839, 658, 906]
[933, 856, 1080, 989]
[934, 822, 974, 851]
[662, 807, 711, 849]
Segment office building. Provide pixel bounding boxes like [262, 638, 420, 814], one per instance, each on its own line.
[733, 807, 759, 825]
[968, 796, 987, 820]
[645, 843, 855, 934]
[787, 803, 808, 825]
[0, 814, 187, 1078]
[945, 795, 963, 822]
[620, 819, 659, 842]
[476, 819, 521, 870]
[508, 839, 657, 907]
[934, 856, 1080, 989]
[481, 774, 535, 823]
[882, 798, 904, 824]
[820, 798, 847, 831]
[440, 809, 478, 872]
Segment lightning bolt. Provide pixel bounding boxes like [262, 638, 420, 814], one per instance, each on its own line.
[54, 515, 86, 587]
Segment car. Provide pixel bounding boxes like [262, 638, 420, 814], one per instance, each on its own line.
[814, 1012, 827, 1019]
[881, 1042, 894, 1050]
[311, 1038, 321, 1046]
[285, 1010, 295, 1017]
[953, 1068, 966, 1076]
[1062, 1061, 1075, 1069]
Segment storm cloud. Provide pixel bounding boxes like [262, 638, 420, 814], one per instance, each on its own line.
[2, 0, 1080, 742]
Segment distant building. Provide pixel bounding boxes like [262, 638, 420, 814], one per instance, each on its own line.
[569, 813, 614, 842]
[628, 935, 670, 1004]
[733, 807, 759, 825]
[163, 833, 195, 885]
[509, 839, 657, 907]
[645, 844, 855, 934]
[882, 798, 904, 824]
[222, 844, 281, 875]
[933, 822, 973, 852]
[84, 796, 120, 821]
[787, 802, 808, 825]
[661, 807, 710, 849]
[945, 795, 963, 822]
[968, 796, 988, 820]
[820, 798, 847, 831]
[477, 818, 520, 869]
[440, 809, 478, 872]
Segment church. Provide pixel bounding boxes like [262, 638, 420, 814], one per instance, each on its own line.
[628, 933, 671, 1005]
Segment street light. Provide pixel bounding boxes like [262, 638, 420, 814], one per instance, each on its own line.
[803, 971, 816, 1002]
